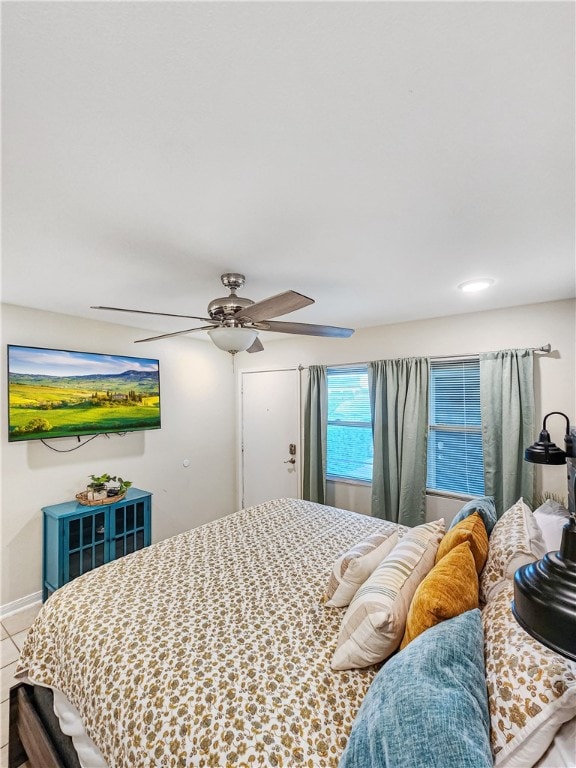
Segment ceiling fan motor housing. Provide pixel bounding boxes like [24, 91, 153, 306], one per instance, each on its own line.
[208, 273, 254, 324]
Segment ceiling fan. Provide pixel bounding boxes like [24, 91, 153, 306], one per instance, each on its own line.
[92, 273, 354, 354]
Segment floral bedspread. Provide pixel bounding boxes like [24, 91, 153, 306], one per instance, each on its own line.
[18, 498, 403, 768]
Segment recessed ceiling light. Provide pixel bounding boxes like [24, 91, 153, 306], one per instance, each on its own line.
[458, 278, 495, 293]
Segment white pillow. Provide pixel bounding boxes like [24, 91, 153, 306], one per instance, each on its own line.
[331, 519, 445, 670]
[533, 500, 570, 553]
[534, 718, 576, 768]
[325, 529, 400, 608]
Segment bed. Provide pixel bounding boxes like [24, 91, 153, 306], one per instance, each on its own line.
[10, 497, 576, 768]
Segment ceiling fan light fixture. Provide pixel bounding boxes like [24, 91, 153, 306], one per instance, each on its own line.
[207, 326, 258, 354]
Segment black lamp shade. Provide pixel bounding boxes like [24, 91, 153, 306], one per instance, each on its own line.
[524, 411, 574, 465]
[513, 518, 576, 661]
[524, 429, 567, 464]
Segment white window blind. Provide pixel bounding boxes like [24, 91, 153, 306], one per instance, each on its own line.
[327, 366, 373, 482]
[426, 358, 485, 496]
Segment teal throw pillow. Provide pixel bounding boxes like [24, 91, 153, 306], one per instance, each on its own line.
[339, 609, 492, 768]
[449, 496, 497, 535]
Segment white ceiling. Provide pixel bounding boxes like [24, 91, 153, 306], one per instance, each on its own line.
[2, 2, 575, 342]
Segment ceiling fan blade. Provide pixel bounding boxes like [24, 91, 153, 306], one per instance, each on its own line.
[234, 290, 314, 323]
[257, 320, 354, 338]
[246, 337, 264, 354]
[134, 326, 215, 343]
[92, 306, 212, 322]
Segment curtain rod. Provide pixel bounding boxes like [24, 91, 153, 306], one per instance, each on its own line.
[432, 343, 551, 363]
[297, 343, 551, 370]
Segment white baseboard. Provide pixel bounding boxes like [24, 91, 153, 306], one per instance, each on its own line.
[1, 591, 42, 619]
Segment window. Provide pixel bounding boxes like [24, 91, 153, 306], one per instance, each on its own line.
[326, 358, 485, 495]
[426, 358, 485, 496]
[326, 366, 373, 482]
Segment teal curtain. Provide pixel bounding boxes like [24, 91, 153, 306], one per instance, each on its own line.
[480, 349, 534, 516]
[368, 357, 429, 525]
[302, 365, 327, 503]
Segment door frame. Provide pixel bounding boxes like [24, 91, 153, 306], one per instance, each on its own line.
[236, 365, 302, 509]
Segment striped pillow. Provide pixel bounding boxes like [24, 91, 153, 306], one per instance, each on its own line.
[331, 519, 445, 670]
[326, 529, 400, 608]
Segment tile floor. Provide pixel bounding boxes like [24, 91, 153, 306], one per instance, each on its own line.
[0, 603, 41, 768]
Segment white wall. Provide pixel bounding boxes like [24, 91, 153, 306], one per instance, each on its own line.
[1, 304, 237, 608]
[238, 299, 576, 519]
[3, 299, 574, 607]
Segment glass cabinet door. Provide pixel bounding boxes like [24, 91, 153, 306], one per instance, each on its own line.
[65, 511, 106, 581]
[111, 499, 148, 559]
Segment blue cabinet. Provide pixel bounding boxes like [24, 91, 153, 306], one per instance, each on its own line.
[42, 488, 152, 601]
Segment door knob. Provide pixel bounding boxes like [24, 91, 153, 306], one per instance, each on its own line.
[284, 457, 296, 464]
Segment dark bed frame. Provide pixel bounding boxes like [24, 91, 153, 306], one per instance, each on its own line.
[9, 683, 81, 768]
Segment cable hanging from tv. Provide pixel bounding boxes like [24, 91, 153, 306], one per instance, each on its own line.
[39, 433, 131, 452]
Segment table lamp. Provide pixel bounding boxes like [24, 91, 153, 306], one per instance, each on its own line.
[512, 412, 576, 660]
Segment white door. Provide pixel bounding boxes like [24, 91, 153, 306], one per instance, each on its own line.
[240, 368, 300, 508]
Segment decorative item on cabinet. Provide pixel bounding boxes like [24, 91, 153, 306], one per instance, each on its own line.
[79, 472, 133, 504]
[42, 487, 152, 601]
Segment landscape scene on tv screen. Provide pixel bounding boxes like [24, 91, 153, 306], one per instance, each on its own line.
[8, 345, 161, 442]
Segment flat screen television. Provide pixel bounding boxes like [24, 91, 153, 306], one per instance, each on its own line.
[7, 345, 161, 442]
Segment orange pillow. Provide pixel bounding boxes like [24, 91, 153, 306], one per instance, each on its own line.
[435, 511, 488, 574]
[400, 541, 479, 649]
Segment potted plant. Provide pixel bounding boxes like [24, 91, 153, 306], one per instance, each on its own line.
[87, 473, 112, 501]
[86, 473, 132, 501]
